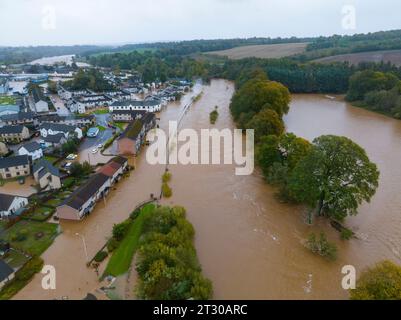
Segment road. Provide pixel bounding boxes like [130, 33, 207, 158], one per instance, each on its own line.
[50, 94, 70, 116]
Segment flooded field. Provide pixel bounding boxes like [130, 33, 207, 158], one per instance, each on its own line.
[14, 80, 401, 300]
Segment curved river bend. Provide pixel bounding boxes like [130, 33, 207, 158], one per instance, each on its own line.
[15, 80, 401, 300]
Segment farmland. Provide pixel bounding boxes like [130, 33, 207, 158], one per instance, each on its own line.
[313, 49, 401, 66]
[205, 42, 308, 60]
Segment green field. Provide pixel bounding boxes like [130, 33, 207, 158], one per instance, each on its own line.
[104, 204, 155, 277]
[3, 221, 59, 256]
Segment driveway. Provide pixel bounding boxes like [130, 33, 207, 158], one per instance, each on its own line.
[50, 94, 70, 116]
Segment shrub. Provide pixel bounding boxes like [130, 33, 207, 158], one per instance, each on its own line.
[340, 228, 354, 240]
[112, 220, 131, 241]
[306, 233, 337, 261]
[94, 251, 108, 263]
[162, 183, 172, 198]
[107, 238, 120, 252]
[130, 209, 141, 220]
[351, 260, 401, 300]
[209, 108, 219, 124]
[162, 172, 171, 183]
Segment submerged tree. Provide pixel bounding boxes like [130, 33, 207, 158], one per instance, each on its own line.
[289, 135, 379, 221]
[351, 260, 401, 300]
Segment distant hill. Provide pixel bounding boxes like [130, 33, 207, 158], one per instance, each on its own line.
[313, 49, 401, 67]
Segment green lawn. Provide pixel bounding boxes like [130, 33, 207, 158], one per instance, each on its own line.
[97, 125, 106, 131]
[114, 122, 127, 131]
[44, 198, 61, 208]
[104, 204, 155, 277]
[28, 206, 55, 221]
[93, 109, 109, 115]
[3, 221, 59, 256]
[3, 250, 30, 269]
[0, 96, 16, 105]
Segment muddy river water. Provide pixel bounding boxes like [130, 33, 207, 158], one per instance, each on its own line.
[15, 79, 401, 300]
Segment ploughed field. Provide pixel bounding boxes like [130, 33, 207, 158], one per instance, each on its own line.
[205, 42, 308, 59]
[313, 49, 401, 66]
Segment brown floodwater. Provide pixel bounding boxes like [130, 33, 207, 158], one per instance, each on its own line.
[14, 80, 401, 300]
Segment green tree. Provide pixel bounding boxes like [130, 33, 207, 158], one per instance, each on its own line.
[346, 70, 399, 101]
[230, 78, 291, 127]
[351, 260, 401, 300]
[246, 109, 284, 142]
[289, 135, 379, 221]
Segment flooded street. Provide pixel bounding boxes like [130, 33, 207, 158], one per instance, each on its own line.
[15, 80, 401, 300]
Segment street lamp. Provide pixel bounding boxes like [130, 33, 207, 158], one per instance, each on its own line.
[76, 233, 89, 263]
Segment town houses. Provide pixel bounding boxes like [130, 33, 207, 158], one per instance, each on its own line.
[117, 112, 156, 155]
[0, 125, 30, 143]
[56, 156, 128, 221]
[39, 123, 83, 140]
[0, 155, 31, 179]
[109, 99, 163, 113]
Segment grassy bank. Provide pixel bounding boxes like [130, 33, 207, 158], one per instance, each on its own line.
[103, 204, 155, 277]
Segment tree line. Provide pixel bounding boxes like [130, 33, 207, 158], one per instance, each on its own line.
[346, 69, 401, 119]
[230, 71, 380, 224]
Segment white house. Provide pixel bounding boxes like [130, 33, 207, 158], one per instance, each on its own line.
[39, 123, 83, 140]
[109, 99, 162, 113]
[18, 141, 43, 161]
[32, 87, 49, 113]
[0, 193, 28, 218]
[33, 159, 62, 191]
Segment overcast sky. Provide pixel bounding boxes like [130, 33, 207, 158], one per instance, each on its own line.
[0, 0, 400, 46]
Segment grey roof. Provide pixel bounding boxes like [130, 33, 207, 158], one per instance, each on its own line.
[0, 111, 35, 122]
[42, 133, 65, 143]
[110, 99, 160, 107]
[0, 125, 25, 135]
[0, 193, 18, 211]
[33, 159, 60, 179]
[19, 141, 41, 153]
[0, 155, 30, 169]
[60, 173, 109, 210]
[40, 122, 77, 133]
[0, 259, 14, 283]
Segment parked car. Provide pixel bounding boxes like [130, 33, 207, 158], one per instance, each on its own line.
[91, 148, 98, 154]
[64, 162, 73, 169]
[66, 154, 78, 160]
[97, 144, 103, 149]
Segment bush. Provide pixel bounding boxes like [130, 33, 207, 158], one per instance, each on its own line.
[340, 228, 354, 240]
[130, 209, 141, 220]
[162, 172, 171, 183]
[209, 109, 219, 125]
[351, 260, 401, 300]
[94, 251, 108, 263]
[112, 220, 131, 241]
[306, 233, 337, 261]
[62, 177, 75, 189]
[107, 238, 120, 252]
[162, 183, 172, 198]
[11, 229, 28, 242]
